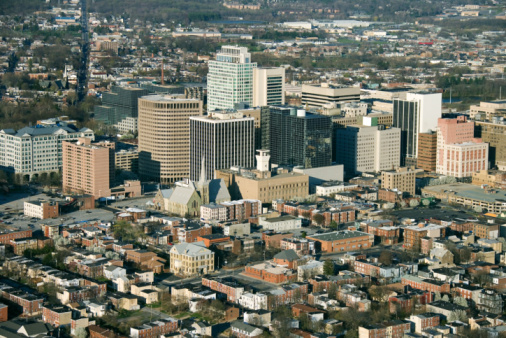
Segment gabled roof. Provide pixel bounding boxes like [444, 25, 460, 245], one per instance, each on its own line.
[274, 249, 300, 262]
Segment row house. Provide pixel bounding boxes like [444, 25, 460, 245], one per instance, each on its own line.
[280, 237, 315, 256]
[76, 258, 108, 278]
[130, 318, 179, 338]
[313, 208, 356, 227]
[452, 283, 483, 302]
[389, 290, 434, 314]
[89, 325, 127, 338]
[0, 230, 33, 245]
[309, 272, 370, 292]
[42, 305, 72, 327]
[0, 282, 43, 316]
[267, 283, 309, 310]
[337, 284, 370, 310]
[202, 277, 244, 303]
[262, 231, 294, 249]
[358, 320, 411, 338]
[361, 219, 400, 245]
[57, 280, 107, 305]
[41, 224, 60, 238]
[307, 292, 339, 310]
[238, 292, 268, 311]
[401, 275, 451, 294]
[230, 320, 264, 338]
[112, 242, 134, 255]
[220, 199, 262, 221]
[353, 260, 417, 279]
[403, 224, 446, 251]
[176, 222, 212, 243]
[409, 313, 441, 333]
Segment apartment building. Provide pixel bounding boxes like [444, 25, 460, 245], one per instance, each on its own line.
[0, 125, 94, 178]
[169, 242, 215, 277]
[381, 167, 416, 196]
[62, 137, 114, 198]
[306, 231, 374, 253]
[138, 95, 203, 184]
[190, 111, 255, 181]
[23, 200, 59, 219]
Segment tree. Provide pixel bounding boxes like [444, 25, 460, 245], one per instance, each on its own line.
[474, 206, 483, 213]
[301, 231, 307, 238]
[329, 221, 338, 230]
[442, 295, 449, 302]
[313, 214, 325, 226]
[453, 296, 468, 308]
[323, 260, 335, 276]
[384, 203, 395, 210]
[378, 251, 393, 266]
[74, 327, 88, 338]
[409, 199, 420, 207]
[422, 199, 431, 206]
[460, 247, 471, 263]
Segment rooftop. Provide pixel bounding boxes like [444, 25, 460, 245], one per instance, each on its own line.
[307, 230, 372, 242]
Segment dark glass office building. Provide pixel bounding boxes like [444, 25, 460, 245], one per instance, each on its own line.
[269, 106, 332, 168]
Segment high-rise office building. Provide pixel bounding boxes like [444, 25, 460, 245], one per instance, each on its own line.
[0, 124, 94, 179]
[336, 122, 401, 176]
[393, 92, 442, 166]
[475, 117, 506, 170]
[138, 95, 203, 184]
[253, 67, 285, 107]
[207, 46, 257, 111]
[269, 106, 332, 168]
[189, 111, 255, 181]
[301, 84, 360, 108]
[437, 116, 488, 178]
[62, 137, 115, 198]
[94, 86, 149, 126]
[417, 131, 437, 172]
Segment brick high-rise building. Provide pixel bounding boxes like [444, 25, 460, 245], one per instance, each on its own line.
[475, 117, 506, 170]
[417, 131, 437, 172]
[62, 137, 114, 198]
[437, 116, 488, 177]
[138, 95, 203, 184]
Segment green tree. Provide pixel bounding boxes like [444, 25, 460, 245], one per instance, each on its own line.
[378, 251, 393, 266]
[313, 213, 325, 226]
[323, 260, 335, 276]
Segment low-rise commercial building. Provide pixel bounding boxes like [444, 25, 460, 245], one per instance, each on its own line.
[23, 200, 59, 219]
[258, 215, 301, 231]
[306, 231, 374, 253]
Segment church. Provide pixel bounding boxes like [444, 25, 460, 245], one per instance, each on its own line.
[153, 158, 231, 217]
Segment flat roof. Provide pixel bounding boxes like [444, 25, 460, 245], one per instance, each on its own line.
[307, 230, 371, 242]
[423, 183, 506, 204]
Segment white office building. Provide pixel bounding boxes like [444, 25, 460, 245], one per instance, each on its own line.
[336, 123, 401, 175]
[253, 67, 285, 106]
[207, 46, 257, 111]
[393, 92, 442, 166]
[0, 125, 94, 178]
[190, 111, 255, 181]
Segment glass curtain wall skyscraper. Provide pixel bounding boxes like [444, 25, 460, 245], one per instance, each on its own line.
[207, 46, 257, 111]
